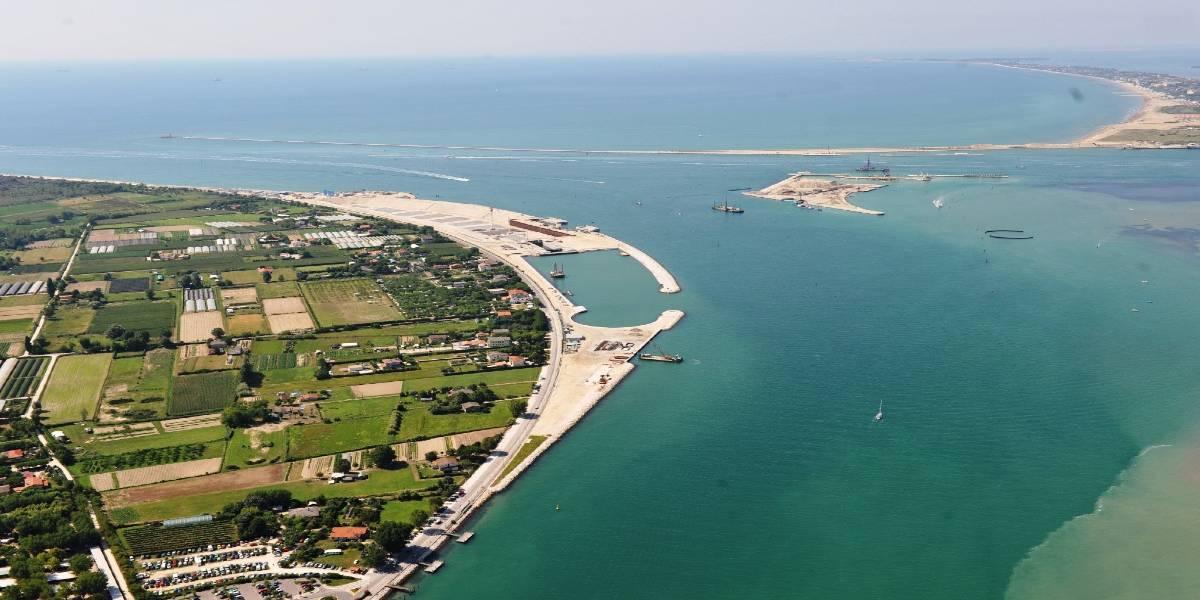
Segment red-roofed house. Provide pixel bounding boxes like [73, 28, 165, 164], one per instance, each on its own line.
[330, 526, 369, 541]
[4, 449, 24, 461]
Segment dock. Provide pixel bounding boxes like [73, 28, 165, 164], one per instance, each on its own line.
[456, 531, 475, 543]
[424, 560, 445, 573]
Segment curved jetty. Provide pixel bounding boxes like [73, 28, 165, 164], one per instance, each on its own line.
[986, 229, 1035, 240]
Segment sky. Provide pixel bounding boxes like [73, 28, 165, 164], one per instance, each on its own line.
[1, 0, 1198, 61]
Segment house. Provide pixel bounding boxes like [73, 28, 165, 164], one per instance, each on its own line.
[506, 289, 532, 303]
[330, 526, 369, 541]
[486, 351, 509, 363]
[487, 336, 511, 348]
[507, 355, 527, 368]
[380, 358, 405, 370]
[431, 456, 460, 472]
[460, 402, 482, 413]
[4, 449, 24, 461]
[427, 334, 449, 345]
[495, 310, 512, 318]
[49, 431, 68, 443]
[298, 393, 321, 402]
[17, 471, 49, 491]
[491, 328, 510, 336]
[208, 339, 228, 354]
[284, 506, 322, 519]
[453, 339, 487, 351]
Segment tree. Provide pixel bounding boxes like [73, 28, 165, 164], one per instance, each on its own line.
[67, 554, 92, 574]
[372, 521, 412, 552]
[335, 457, 352, 473]
[222, 401, 269, 428]
[145, 288, 156, 300]
[409, 509, 430, 527]
[42, 302, 56, 318]
[261, 270, 272, 283]
[73, 571, 107, 595]
[105, 324, 125, 339]
[424, 450, 439, 462]
[102, 272, 113, 281]
[370, 445, 396, 468]
[359, 543, 388, 569]
[315, 359, 331, 380]
[211, 327, 225, 339]
[510, 399, 528, 418]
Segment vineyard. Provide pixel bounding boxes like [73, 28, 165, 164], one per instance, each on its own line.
[121, 520, 237, 556]
[0, 357, 49, 399]
[253, 352, 297, 371]
[76, 442, 215, 474]
[168, 370, 240, 416]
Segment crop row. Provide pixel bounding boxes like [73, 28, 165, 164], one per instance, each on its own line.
[77, 442, 211, 474]
[0, 357, 49, 399]
[252, 353, 297, 371]
[122, 521, 237, 556]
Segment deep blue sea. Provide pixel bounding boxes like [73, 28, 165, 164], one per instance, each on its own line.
[2, 56, 1200, 600]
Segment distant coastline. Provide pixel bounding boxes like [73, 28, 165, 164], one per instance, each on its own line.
[170, 62, 1198, 157]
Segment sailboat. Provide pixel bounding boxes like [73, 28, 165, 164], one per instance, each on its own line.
[932, 198, 944, 209]
[874, 400, 884, 422]
[549, 263, 565, 278]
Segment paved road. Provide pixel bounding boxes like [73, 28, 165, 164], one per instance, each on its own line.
[27, 224, 88, 346]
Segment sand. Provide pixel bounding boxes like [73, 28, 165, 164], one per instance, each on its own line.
[746, 173, 886, 216]
[179, 311, 225, 343]
[266, 311, 314, 333]
[262, 297, 306, 314]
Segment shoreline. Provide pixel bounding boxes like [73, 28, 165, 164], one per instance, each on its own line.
[0, 173, 685, 597]
[168, 65, 1193, 158]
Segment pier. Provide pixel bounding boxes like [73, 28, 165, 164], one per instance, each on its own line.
[455, 531, 476, 543]
[424, 560, 445, 573]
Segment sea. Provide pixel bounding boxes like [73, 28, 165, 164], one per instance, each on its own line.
[2, 54, 1200, 600]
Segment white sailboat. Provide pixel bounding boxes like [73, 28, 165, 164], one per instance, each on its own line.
[874, 400, 884, 422]
[932, 198, 944, 209]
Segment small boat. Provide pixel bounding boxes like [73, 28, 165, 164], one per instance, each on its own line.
[874, 400, 884, 422]
[618, 250, 630, 257]
[563, 290, 573, 297]
[932, 198, 944, 209]
[912, 173, 933, 182]
[640, 345, 683, 363]
[555, 504, 560, 512]
[549, 263, 565, 278]
[1131, 308, 1141, 312]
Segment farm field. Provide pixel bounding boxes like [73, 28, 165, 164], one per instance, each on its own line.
[301, 278, 402, 327]
[40, 353, 113, 425]
[226, 313, 268, 336]
[255, 281, 300, 299]
[397, 402, 516, 441]
[225, 427, 288, 468]
[120, 521, 237, 556]
[70, 423, 227, 457]
[220, 287, 258, 304]
[317, 396, 398, 420]
[168, 370, 239, 416]
[286, 419, 399, 460]
[109, 464, 430, 524]
[266, 311, 314, 333]
[0, 318, 34, 342]
[73, 438, 225, 475]
[226, 268, 295, 285]
[41, 305, 94, 339]
[88, 300, 176, 335]
[113, 457, 224, 488]
[0, 356, 49, 399]
[178, 310, 224, 343]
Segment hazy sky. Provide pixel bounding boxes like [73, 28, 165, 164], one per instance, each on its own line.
[3, 0, 1198, 61]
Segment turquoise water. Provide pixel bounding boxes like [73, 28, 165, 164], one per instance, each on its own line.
[0, 58, 1198, 599]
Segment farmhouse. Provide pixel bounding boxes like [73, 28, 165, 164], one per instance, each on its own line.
[330, 526, 369, 541]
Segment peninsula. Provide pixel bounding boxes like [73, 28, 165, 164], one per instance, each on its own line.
[0, 175, 682, 598]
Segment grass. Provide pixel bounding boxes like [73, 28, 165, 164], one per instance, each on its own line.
[315, 542, 361, 569]
[179, 354, 238, 373]
[0, 318, 34, 341]
[72, 439, 225, 476]
[380, 499, 430, 525]
[224, 268, 296, 285]
[301, 278, 402, 327]
[397, 401, 515, 441]
[318, 396, 398, 421]
[0, 294, 48, 307]
[256, 281, 300, 299]
[498, 435, 548, 480]
[72, 424, 228, 456]
[168, 370, 240, 416]
[41, 354, 113, 425]
[224, 428, 288, 468]
[286, 419, 399, 460]
[88, 300, 176, 335]
[226, 313, 268, 336]
[41, 305, 94, 338]
[110, 466, 432, 524]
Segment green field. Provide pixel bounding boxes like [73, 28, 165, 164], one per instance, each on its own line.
[68, 424, 227, 456]
[225, 268, 296, 285]
[499, 435, 548, 480]
[318, 396, 398, 421]
[168, 370, 239, 416]
[255, 281, 301, 299]
[380, 499, 431, 525]
[397, 401, 516, 441]
[88, 300, 176, 335]
[224, 428, 288, 468]
[41, 305, 94, 338]
[41, 354, 113, 425]
[287, 419, 400, 460]
[301, 278, 403, 327]
[111, 466, 432, 524]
